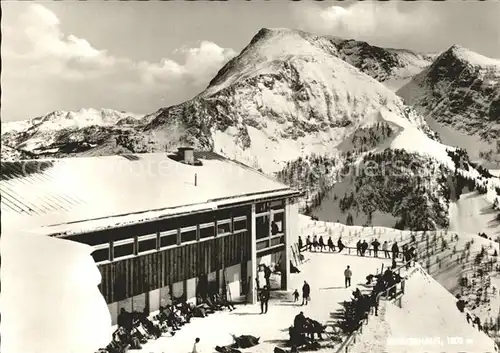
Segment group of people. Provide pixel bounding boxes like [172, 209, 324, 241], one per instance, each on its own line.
[456, 295, 483, 332]
[288, 311, 327, 350]
[300, 235, 417, 267]
[99, 294, 236, 353]
[341, 268, 404, 334]
[299, 235, 345, 253]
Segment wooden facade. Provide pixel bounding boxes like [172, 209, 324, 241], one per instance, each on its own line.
[97, 230, 251, 303]
[62, 195, 294, 309]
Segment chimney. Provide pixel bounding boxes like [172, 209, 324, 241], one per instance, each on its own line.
[177, 147, 195, 165]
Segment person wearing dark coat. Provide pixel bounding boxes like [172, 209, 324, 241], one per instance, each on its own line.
[264, 265, 272, 288]
[318, 236, 326, 252]
[327, 236, 335, 252]
[473, 316, 482, 331]
[306, 236, 312, 251]
[361, 240, 368, 256]
[391, 242, 399, 260]
[356, 240, 362, 256]
[298, 236, 304, 252]
[294, 311, 307, 333]
[372, 239, 380, 257]
[302, 281, 311, 306]
[259, 286, 270, 314]
[312, 236, 319, 251]
[337, 238, 345, 252]
[117, 308, 133, 332]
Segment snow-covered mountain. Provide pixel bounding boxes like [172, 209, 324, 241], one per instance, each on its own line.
[119, 28, 442, 173]
[1, 108, 147, 160]
[330, 38, 436, 91]
[1, 28, 441, 168]
[397, 45, 500, 168]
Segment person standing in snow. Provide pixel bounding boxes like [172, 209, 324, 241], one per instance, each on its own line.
[306, 236, 312, 251]
[372, 239, 380, 257]
[382, 241, 389, 258]
[259, 285, 270, 314]
[337, 237, 345, 252]
[264, 265, 272, 288]
[356, 240, 362, 256]
[293, 289, 300, 302]
[298, 236, 303, 252]
[361, 240, 368, 256]
[327, 236, 336, 252]
[391, 242, 399, 260]
[302, 281, 311, 306]
[344, 265, 352, 288]
[312, 235, 318, 251]
[192, 338, 201, 353]
[318, 236, 326, 252]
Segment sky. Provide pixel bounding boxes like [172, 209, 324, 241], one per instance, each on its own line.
[2, 1, 500, 122]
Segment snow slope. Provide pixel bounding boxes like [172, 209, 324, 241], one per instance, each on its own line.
[449, 190, 500, 238]
[1, 229, 111, 353]
[352, 266, 496, 353]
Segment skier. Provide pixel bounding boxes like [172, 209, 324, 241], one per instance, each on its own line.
[344, 265, 352, 288]
[356, 240, 362, 256]
[312, 235, 318, 251]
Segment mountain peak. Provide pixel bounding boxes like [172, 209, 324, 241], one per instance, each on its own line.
[440, 44, 500, 68]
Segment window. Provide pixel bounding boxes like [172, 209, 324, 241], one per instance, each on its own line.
[160, 230, 177, 248]
[271, 236, 283, 247]
[271, 212, 284, 235]
[256, 202, 270, 214]
[270, 199, 285, 210]
[217, 219, 231, 234]
[200, 224, 214, 239]
[256, 239, 269, 251]
[181, 227, 197, 243]
[256, 215, 270, 240]
[114, 241, 135, 259]
[138, 234, 157, 253]
[92, 247, 109, 263]
[233, 216, 247, 232]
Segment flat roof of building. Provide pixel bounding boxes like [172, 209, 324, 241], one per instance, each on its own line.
[1, 151, 300, 236]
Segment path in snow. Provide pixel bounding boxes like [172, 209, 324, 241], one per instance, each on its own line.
[140, 252, 392, 353]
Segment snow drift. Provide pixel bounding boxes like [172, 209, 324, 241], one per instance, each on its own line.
[0, 229, 111, 353]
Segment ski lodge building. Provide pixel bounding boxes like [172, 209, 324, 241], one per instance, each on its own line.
[1, 149, 301, 324]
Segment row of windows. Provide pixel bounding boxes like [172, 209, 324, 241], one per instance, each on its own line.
[92, 216, 248, 263]
[67, 206, 250, 246]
